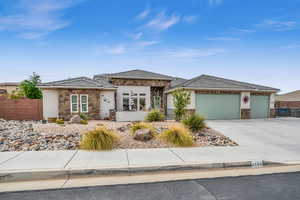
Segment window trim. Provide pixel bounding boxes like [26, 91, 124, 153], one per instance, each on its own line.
[70, 94, 79, 113]
[80, 94, 89, 113]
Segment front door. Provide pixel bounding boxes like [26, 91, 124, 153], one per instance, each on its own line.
[100, 91, 115, 119]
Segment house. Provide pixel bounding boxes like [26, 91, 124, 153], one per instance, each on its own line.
[0, 82, 20, 94]
[39, 69, 279, 121]
[167, 75, 279, 120]
[275, 90, 300, 117]
[39, 70, 173, 121]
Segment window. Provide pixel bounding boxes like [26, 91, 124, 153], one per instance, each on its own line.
[130, 93, 138, 111]
[122, 92, 147, 111]
[80, 94, 88, 113]
[139, 93, 146, 111]
[70, 94, 78, 113]
[122, 93, 130, 111]
[153, 96, 161, 109]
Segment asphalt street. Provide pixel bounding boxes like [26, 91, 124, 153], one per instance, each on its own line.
[1, 172, 300, 200]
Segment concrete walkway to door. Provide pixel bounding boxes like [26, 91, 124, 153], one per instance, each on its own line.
[207, 118, 300, 163]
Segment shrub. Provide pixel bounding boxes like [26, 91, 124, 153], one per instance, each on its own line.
[145, 109, 165, 122]
[80, 113, 88, 120]
[159, 125, 194, 147]
[8, 90, 25, 99]
[182, 114, 206, 132]
[130, 122, 156, 135]
[80, 127, 119, 150]
[56, 119, 64, 125]
[80, 120, 88, 125]
[19, 72, 42, 99]
[172, 89, 191, 121]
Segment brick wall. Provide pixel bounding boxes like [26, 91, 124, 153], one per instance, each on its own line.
[276, 101, 300, 109]
[0, 96, 42, 120]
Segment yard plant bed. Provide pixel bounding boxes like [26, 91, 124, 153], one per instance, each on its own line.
[0, 119, 237, 152]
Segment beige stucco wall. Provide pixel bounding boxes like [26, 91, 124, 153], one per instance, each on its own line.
[167, 90, 195, 109]
[0, 85, 18, 94]
[240, 92, 251, 109]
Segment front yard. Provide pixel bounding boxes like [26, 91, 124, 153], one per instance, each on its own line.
[0, 119, 237, 151]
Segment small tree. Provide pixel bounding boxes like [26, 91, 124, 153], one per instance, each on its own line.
[19, 72, 43, 99]
[172, 89, 191, 121]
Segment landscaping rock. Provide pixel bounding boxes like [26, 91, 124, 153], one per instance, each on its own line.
[133, 128, 153, 142]
[70, 115, 81, 124]
[0, 119, 81, 152]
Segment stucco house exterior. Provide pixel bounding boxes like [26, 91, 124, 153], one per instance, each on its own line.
[39, 69, 279, 121]
[0, 82, 20, 94]
[275, 90, 300, 117]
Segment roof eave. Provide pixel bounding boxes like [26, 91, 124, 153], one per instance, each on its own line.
[38, 86, 116, 90]
[165, 87, 279, 93]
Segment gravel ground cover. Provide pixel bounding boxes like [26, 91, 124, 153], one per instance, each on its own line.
[0, 119, 237, 151]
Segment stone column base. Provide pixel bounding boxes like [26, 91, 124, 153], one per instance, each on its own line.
[270, 109, 276, 118]
[241, 109, 251, 119]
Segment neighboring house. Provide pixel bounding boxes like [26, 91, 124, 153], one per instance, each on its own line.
[167, 75, 279, 120]
[0, 82, 20, 94]
[39, 70, 279, 121]
[275, 90, 300, 117]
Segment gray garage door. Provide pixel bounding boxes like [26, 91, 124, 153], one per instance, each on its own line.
[196, 94, 240, 120]
[251, 95, 269, 118]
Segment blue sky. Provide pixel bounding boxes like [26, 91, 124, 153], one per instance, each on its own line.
[0, 0, 299, 93]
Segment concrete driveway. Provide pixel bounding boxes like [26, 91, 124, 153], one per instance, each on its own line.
[207, 118, 300, 163]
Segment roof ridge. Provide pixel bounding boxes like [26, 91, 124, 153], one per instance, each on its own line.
[278, 90, 300, 96]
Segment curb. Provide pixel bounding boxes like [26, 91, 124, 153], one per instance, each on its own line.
[0, 160, 284, 183]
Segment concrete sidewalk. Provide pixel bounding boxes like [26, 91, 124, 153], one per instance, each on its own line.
[1, 145, 298, 182]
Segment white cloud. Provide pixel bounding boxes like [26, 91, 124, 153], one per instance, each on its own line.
[208, 0, 223, 6]
[145, 11, 180, 31]
[167, 48, 226, 58]
[130, 32, 143, 40]
[0, 0, 82, 39]
[207, 37, 240, 41]
[257, 19, 297, 31]
[137, 41, 159, 47]
[136, 8, 150, 20]
[106, 45, 127, 54]
[183, 15, 198, 24]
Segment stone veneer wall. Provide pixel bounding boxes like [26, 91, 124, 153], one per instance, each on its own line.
[241, 109, 251, 119]
[110, 78, 170, 87]
[270, 109, 276, 118]
[58, 89, 101, 120]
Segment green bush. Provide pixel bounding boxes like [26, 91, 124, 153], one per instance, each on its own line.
[80, 113, 88, 120]
[80, 120, 88, 125]
[130, 122, 156, 135]
[159, 125, 194, 147]
[182, 114, 206, 132]
[80, 127, 119, 150]
[172, 89, 191, 121]
[145, 109, 165, 122]
[56, 119, 65, 125]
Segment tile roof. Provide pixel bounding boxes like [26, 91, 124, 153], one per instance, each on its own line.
[170, 77, 187, 87]
[169, 74, 279, 92]
[38, 77, 115, 89]
[94, 69, 174, 80]
[0, 82, 20, 86]
[276, 90, 300, 101]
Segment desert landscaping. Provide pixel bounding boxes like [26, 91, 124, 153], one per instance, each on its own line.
[0, 119, 237, 152]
